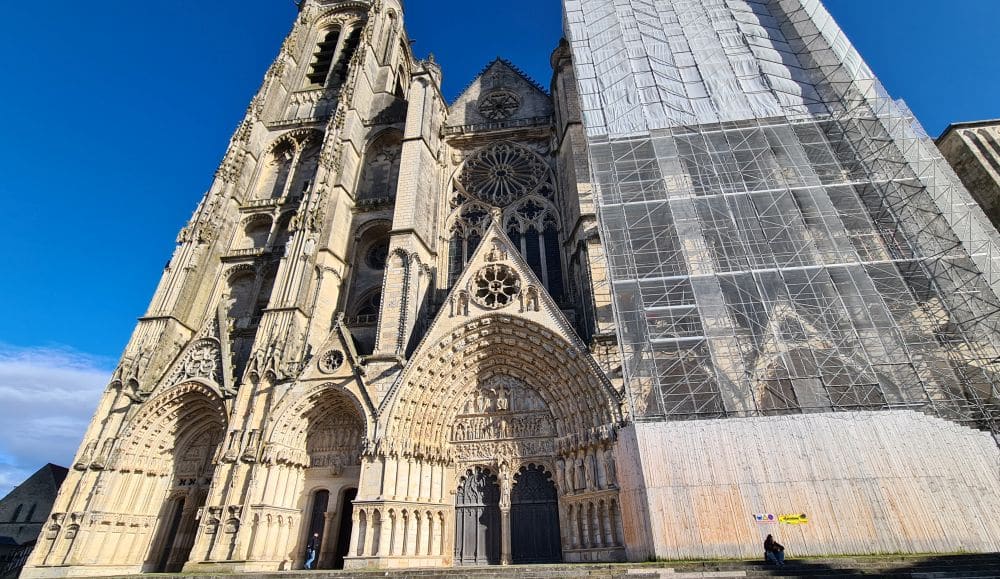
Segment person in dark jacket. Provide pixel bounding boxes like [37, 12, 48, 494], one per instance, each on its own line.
[764, 534, 785, 566]
[304, 532, 320, 570]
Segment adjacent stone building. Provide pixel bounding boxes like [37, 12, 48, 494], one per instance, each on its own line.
[0, 465, 67, 548]
[937, 120, 1000, 231]
[0, 465, 67, 577]
[23, 0, 1000, 577]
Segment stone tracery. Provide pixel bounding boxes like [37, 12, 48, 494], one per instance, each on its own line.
[478, 90, 521, 121]
[457, 142, 549, 207]
[472, 264, 521, 309]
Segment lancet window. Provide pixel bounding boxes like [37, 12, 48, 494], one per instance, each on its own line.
[253, 133, 322, 202]
[287, 144, 319, 201]
[380, 12, 399, 64]
[241, 215, 272, 250]
[258, 143, 294, 200]
[306, 22, 362, 89]
[505, 198, 564, 300]
[351, 288, 382, 326]
[357, 132, 403, 203]
[447, 203, 491, 287]
[329, 27, 362, 88]
[447, 142, 564, 298]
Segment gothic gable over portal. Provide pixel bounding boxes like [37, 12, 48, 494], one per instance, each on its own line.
[377, 221, 624, 460]
[449, 59, 553, 128]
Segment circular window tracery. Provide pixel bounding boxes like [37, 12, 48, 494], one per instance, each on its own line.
[458, 143, 548, 207]
[472, 264, 521, 309]
[478, 90, 521, 121]
[365, 240, 389, 270]
[318, 349, 345, 374]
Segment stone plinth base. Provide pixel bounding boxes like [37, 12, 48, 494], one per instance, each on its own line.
[344, 555, 449, 570]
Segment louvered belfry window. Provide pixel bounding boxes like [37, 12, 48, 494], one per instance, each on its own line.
[306, 28, 340, 87]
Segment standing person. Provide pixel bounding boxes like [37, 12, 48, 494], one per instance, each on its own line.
[764, 534, 785, 566]
[304, 532, 320, 570]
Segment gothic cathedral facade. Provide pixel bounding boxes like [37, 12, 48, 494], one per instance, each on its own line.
[23, 0, 1000, 576]
[26, 1, 625, 574]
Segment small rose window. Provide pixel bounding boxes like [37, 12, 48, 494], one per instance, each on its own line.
[478, 90, 521, 121]
[472, 264, 521, 309]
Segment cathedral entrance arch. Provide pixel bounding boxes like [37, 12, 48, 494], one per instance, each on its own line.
[511, 464, 561, 564]
[454, 466, 500, 565]
[374, 315, 626, 568]
[71, 382, 229, 574]
[261, 385, 368, 570]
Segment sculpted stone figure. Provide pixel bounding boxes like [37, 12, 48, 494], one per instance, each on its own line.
[585, 450, 597, 491]
[604, 447, 618, 488]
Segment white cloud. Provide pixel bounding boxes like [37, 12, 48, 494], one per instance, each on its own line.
[0, 345, 111, 498]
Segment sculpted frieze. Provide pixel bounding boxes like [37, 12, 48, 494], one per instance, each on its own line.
[453, 438, 554, 463]
[452, 412, 553, 442]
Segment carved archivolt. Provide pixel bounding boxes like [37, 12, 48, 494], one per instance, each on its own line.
[266, 384, 370, 469]
[266, 128, 324, 155]
[114, 382, 227, 475]
[381, 316, 622, 460]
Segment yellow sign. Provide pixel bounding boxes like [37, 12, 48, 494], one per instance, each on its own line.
[779, 513, 809, 525]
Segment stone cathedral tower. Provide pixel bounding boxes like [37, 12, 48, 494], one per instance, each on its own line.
[25, 0, 625, 574]
[22, 0, 1000, 576]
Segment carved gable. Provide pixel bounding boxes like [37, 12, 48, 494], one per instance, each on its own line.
[448, 59, 553, 128]
[160, 318, 224, 392]
[397, 221, 600, 390]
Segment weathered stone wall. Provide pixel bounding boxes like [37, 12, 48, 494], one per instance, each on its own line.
[938, 123, 1000, 232]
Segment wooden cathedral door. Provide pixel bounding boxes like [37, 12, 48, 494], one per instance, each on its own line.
[454, 466, 501, 565]
[510, 464, 561, 564]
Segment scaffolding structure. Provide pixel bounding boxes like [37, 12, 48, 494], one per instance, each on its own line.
[564, 0, 1000, 435]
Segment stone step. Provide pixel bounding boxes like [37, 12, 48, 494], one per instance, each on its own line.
[100, 555, 1000, 579]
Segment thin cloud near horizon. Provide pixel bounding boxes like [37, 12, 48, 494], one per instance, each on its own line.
[0, 345, 110, 498]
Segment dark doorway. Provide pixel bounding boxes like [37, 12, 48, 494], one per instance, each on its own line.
[454, 466, 501, 565]
[511, 464, 561, 564]
[331, 488, 357, 569]
[304, 490, 329, 569]
[155, 497, 185, 572]
[153, 490, 207, 573]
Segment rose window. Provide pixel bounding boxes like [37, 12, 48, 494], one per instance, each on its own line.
[458, 143, 548, 207]
[318, 349, 345, 374]
[472, 264, 521, 309]
[478, 90, 521, 121]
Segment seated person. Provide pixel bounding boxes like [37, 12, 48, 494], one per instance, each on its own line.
[764, 534, 785, 566]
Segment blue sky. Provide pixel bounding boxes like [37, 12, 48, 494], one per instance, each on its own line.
[0, 1, 998, 495]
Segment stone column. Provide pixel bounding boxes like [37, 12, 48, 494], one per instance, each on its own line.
[318, 511, 336, 568]
[377, 512, 392, 556]
[349, 512, 362, 558]
[362, 510, 375, 556]
[591, 504, 603, 548]
[499, 463, 512, 566]
[406, 509, 420, 557]
[500, 507, 511, 565]
[423, 511, 433, 557]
